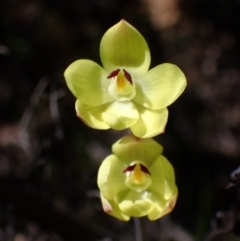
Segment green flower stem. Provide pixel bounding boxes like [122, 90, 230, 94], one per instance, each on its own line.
[134, 218, 145, 241]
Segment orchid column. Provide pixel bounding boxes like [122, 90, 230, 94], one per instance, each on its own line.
[64, 20, 186, 220]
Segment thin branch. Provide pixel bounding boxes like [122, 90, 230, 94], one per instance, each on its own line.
[49, 87, 65, 140]
[18, 77, 48, 133]
[16, 78, 48, 160]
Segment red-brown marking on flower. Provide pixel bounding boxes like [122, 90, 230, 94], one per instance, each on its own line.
[123, 164, 136, 173]
[123, 69, 133, 84]
[140, 164, 151, 175]
[107, 69, 120, 79]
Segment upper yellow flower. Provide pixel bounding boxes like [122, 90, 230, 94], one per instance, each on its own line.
[64, 20, 186, 138]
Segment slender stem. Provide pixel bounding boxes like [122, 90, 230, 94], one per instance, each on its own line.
[134, 218, 145, 241]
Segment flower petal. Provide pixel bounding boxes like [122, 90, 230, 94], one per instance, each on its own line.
[133, 63, 187, 110]
[112, 134, 163, 166]
[149, 155, 177, 199]
[119, 200, 153, 218]
[100, 193, 130, 221]
[100, 20, 150, 75]
[117, 190, 154, 217]
[148, 190, 178, 221]
[130, 105, 168, 138]
[102, 101, 139, 130]
[75, 100, 110, 129]
[64, 59, 114, 106]
[97, 154, 127, 200]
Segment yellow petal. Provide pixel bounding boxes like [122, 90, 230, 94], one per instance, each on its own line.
[100, 193, 130, 221]
[117, 191, 154, 217]
[148, 191, 178, 220]
[130, 104, 168, 138]
[64, 59, 114, 106]
[133, 63, 187, 110]
[119, 199, 153, 217]
[149, 155, 176, 199]
[112, 134, 163, 166]
[97, 154, 126, 200]
[75, 100, 110, 129]
[100, 20, 150, 75]
[102, 101, 139, 130]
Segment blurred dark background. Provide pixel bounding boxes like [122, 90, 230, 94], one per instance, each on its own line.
[0, 0, 240, 240]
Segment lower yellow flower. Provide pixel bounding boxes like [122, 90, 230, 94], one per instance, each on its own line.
[97, 135, 178, 221]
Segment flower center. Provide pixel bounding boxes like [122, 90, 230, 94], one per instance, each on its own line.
[123, 162, 152, 193]
[107, 69, 136, 101]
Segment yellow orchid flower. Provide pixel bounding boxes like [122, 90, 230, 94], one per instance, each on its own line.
[97, 135, 178, 221]
[64, 20, 186, 138]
